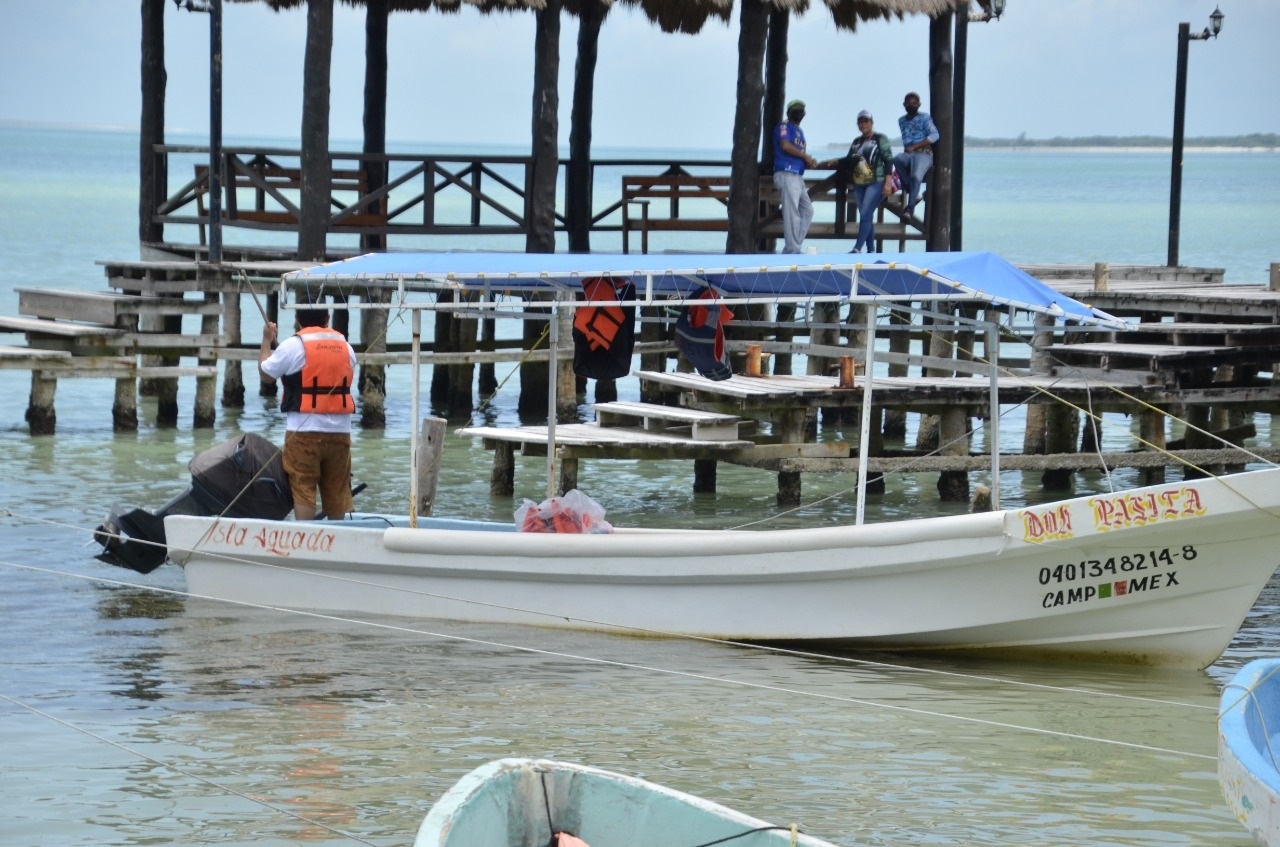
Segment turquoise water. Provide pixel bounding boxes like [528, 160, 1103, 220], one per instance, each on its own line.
[2, 125, 1280, 845]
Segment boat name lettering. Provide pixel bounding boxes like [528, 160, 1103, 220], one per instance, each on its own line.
[207, 521, 337, 557]
[1020, 504, 1074, 543]
[1089, 487, 1206, 532]
[1042, 570, 1181, 609]
[1037, 545, 1197, 585]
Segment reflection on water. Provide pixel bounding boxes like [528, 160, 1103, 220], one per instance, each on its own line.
[1, 385, 1277, 845]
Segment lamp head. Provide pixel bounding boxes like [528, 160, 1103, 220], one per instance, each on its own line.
[990, 0, 1006, 19]
[1209, 5, 1224, 37]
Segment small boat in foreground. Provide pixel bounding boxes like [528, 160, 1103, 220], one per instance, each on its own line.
[1220, 658, 1280, 846]
[413, 758, 843, 847]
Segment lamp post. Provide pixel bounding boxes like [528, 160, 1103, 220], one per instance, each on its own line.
[1167, 5, 1223, 267]
[174, 0, 223, 265]
[951, 0, 1004, 252]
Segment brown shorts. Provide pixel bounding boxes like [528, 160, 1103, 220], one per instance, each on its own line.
[282, 431, 353, 518]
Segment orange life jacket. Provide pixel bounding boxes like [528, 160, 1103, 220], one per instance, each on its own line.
[573, 277, 628, 351]
[281, 327, 355, 414]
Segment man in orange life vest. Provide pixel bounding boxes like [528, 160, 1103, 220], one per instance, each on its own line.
[259, 307, 358, 520]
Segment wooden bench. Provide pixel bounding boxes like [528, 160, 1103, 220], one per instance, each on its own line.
[621, 175, 733, 254]
[195, 160, 388, 234]
[591, 400, 743, 442]
[16, 288, 221, 325]
[621, 172, 925, 254]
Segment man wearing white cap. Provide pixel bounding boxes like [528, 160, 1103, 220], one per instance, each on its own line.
[772, 99, 819, 253]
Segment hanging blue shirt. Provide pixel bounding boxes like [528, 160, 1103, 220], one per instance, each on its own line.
[773, 121, 808, 174]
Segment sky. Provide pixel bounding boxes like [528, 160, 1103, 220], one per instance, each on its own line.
[1, 0, 1276, 151]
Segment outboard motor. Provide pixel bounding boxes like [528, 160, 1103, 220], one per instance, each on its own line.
[94, 432, 294, 574]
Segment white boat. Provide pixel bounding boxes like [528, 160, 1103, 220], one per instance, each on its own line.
[413, 757, 843, 847]
[1220, 658, 1280, 845]
[150, 252, 1280, 669]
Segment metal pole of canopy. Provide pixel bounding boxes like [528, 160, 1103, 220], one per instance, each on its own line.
[987, 320, 1001, 509]
[409, 308, 422, 528]
[855, 304, 878, 526]
[546, 299, 559, 502]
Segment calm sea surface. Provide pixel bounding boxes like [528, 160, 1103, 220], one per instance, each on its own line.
[2, 125, 1280, 845]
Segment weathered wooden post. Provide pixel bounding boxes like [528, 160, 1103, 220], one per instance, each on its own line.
[360, 288, 388, 429]
[414, 416, 447, 517]
[221, 284, 245, 409]
[26, 374, 57, 436]
[1140, 408, 1166, 485]
[193, 291, 219, 427]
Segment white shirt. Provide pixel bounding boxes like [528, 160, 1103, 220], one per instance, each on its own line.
[260, 333, 358, 433]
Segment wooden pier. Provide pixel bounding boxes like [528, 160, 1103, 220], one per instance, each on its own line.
[3, 256, 1279, 506]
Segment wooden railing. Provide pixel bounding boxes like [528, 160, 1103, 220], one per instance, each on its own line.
[150, 146, 924, 253]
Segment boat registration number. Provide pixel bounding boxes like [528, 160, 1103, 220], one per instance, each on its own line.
[1038, 546, 1197, 608]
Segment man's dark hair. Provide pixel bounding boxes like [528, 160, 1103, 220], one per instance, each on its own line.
[295, 308, 330, 328]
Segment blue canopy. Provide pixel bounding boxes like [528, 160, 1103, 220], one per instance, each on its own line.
[284, 250, 1125, 328]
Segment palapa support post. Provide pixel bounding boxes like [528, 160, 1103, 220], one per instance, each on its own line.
[415, 416, 447, 517]
[26, 372, 57, 436]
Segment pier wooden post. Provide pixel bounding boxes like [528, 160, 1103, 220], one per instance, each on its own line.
[558, 455, 578, 496]
[916, 312, 955, 453]
[478, 292, 497, 397]
[113, 375, 138, 432]
[937, 406, 970, 501]
[693, 459, 717, 494]
[639, 306, 665, 403]
[221, 286, 245, 409]
[26, 373, 56, 436]
[882, 310, 910, 439]
[556, 305, 577, 423]
[1093, 262, 1110, 292]
[1270, 262, 1279, 292]
[490, 441, 515, 497]
[155, 305, 181, 426]
[415, 416, 447, 517]
[360, 288, 388, 429]
[449, 297, 478, 418]
[193, 292, 219, 428]
[776, 407, 807, 506]
[773, 303, 796, 375]
[1139, 408, 1166, 486]
[1023, 312, 1055, 455]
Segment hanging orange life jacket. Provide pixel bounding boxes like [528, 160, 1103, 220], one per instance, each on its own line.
[573, 277, 628, 351]
[281, 327, 355, 414]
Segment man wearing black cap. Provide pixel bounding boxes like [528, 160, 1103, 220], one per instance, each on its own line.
[259, 306, 358, 520]
[772, 99, 819, 253]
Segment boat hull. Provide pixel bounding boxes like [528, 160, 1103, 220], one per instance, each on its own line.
[165, 468, 1280, 668]
[413, 758, 842, 847]
[1220, 658, 1280, 846]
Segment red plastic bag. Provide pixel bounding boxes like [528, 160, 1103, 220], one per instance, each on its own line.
[515, 489, 614, 534]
